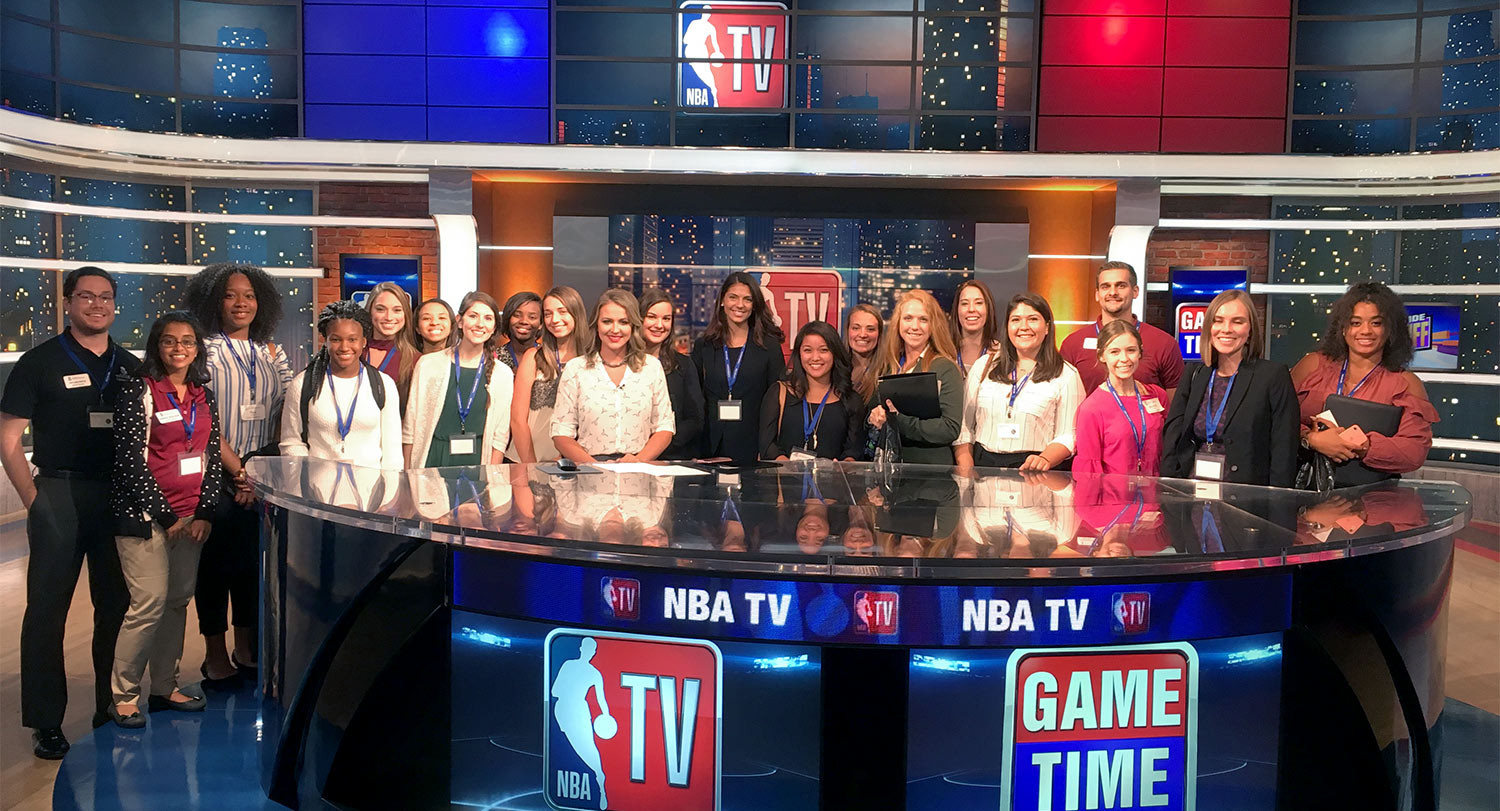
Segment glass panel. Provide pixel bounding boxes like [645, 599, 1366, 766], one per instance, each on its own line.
[918, 114, 1029, 149]
[557, 110, 671, 145]
[796, 64, 913, 110]
[112, 274, 191, 350]
[556, 0, 674, 8]
[793, 112, 913, 148]
[58, 33, 176, 93]
[0, 267, 57, 352]
[1274, 202, 1399, 220]
[1414, 61, 1498, 112]
[181, 51, 299, 100]
[59, 84, 176, 131]
[798, 16, 915, 61]
[676, 113, 791, 146]
[1290, 117, 1411, 153]
[3, 170, 53, 202]
[1399, 217, 1499, 286]
[193, 186, 314, 216]
[1273, 226, 1398, 285]
[1420, 10, 1498, 62]
[193, 224, 314, 268]
[920, 0, 1035, 12]
[803, 0, 915, 10]
[58, 177, 185, 211]
[555, 13, 673, 58]
[1424, 383, 1500, 454]
[921, 65, 1031, 110]
[2, 18, 52, 73]
[556, 61, 673, 106]
[920, 15, 1033, 64]
[2, 207, 55, 259]
[0, 71, 55, 117]
[1293, 69, 1413, 115]
[180, 1, 300, 51]
[1416, 110, 1500, 150]
[274, 277, 316, 373]
[61, 215, 186, 264]
[1295, 20, 1417, 67]
[4, 0, 50, 18]
[1294, 0, 1417, 13]
[59, 0, 174, 42]
[181, 99, 298, 137]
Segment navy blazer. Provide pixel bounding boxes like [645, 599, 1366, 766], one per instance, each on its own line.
[692, 336, 787, 464]
[1160, 356, 1300, 487]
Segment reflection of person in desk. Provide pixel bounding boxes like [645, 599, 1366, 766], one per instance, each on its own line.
[1072, 474, 1170, 557]
[551, 637, 614, 810]
[280, 302, 403, 470]
[306, 460, 399, 513]
[1291, 282, 1437, 480]
[962, 471, 1078, 559]
[1296, 483, 1429, 546]
[554, 470, 670, 547]
[406, 466, 512, 529]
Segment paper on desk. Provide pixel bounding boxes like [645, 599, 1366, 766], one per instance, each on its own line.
[593, 462, 709, 477]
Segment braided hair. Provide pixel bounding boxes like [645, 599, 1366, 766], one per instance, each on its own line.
[302, 300, 379, 408]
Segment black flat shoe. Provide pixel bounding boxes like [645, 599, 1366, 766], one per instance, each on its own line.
[32, 727, 69, 760]
[231, 651, 259, 674]
[110, 705, 146, 729]
[148, 692, 207, 713]
[199, 661, 241, 691]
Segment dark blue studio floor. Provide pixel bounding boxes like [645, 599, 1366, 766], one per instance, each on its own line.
[51, 689, 1500, 810]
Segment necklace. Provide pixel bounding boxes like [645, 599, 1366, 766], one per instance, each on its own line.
[601, 356, 628, 368]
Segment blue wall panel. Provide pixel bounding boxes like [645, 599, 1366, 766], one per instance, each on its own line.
[426, 8, 549, 58]
[428, 58, 548, 107]
[305, 104, 428, 140]
[304, 56, 426, 105]
[428, 107, 550, 143]
[303, 6, 426, 55]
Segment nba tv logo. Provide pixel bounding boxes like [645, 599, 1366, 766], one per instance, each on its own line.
[853, 590, 899, 635]
[1112, 592, 1150, 634]
[678, 1, 788, 109]
[544, 629, 722, 811]
[601, 577, 640, 621]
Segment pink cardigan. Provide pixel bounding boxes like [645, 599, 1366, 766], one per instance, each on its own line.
[1072, 383, 1167, 476]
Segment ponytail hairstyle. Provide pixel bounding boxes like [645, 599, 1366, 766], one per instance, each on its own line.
[302, 300, 375, 407]
[873, 290, 958, 377]
[985, 292, 1066, 385]
[457, 290, 505, 389]
[585, 288, 649, 372]
[363, 281, 419, 391]
[788, 321, 855, 402]
[701, 270, 785, 350]
[140, 311, 211, 386]
[637, 287, 681, 376]
[537, 285, 591, 382]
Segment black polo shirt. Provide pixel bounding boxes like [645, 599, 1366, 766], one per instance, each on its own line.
[1, 331, 141, 476]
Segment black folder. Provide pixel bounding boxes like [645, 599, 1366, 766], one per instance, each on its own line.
[1326, 394, 1402, 437]
[877, 372, 942, 419]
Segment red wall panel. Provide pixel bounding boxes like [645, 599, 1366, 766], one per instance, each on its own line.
[1165, 17, 1290, 68]
[1040, 66, 1165, 116]
[1038, 116, 1162, 152]
[1166, 0, 1289, 17]
[1162, 68, 1288, 117]
[1160, 117, 1285, 153]
[1041, 15, 1167, 66]
[1043, 0, 1167, 16]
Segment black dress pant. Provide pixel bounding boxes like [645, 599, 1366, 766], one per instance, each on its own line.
[22, 475, 128, 728]
[194, 501, 259, 638]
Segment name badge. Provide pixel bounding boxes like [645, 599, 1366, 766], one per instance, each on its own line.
[177, 453, 204, 477]
[240, 402, 268, 422]
[155, 409, 184, 424]
[789, 447, 816, 461]
[717, 400, 742, 422]
[1144, 398, 1164, 414]
[1193, 480, 1222, 501]
[997, 423, 1022, 439]
[1082, 337, 1098, 350]
[449, 433, 477, 456]
[88, 410, 114, 429]
[716, 471, 740, 488]
[1194, 444, 1226, 481]
[63, 373, 91, 389]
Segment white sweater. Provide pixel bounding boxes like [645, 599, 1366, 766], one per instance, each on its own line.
[280, 368, 404, 470]
[403, 348, 515, 468]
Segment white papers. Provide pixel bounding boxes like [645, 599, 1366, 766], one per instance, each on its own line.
[592, 462, 709, 477]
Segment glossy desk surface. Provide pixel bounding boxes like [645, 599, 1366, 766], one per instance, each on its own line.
[246, 457, 1470, 580]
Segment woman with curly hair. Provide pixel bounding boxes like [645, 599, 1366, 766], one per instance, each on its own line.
[182, 262, 291, 685]
[1291, 281, 1437, 479]
[404, 292, 515, 467]
[280, 301, 402, 469]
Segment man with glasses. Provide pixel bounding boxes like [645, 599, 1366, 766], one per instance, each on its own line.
[0, 266, 141, 759]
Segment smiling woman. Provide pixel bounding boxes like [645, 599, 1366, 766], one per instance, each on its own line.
[404, 292, 516, 469]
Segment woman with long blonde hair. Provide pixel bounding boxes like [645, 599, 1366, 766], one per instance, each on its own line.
[510, 286, 590, 463]
[864, 290, 963, 465]
[362, 282, 419, 411]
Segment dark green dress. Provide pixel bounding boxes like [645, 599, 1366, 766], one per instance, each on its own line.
[425, 364, 490, 467]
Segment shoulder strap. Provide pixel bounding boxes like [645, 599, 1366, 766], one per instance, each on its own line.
[367, 362, 386, 410]
[300, 372, 315, 445]
[777, 381, 789, 431]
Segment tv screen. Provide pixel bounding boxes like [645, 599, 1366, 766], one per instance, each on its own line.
[1406, 303, 1460, 371]
[340, 254, 421, 307]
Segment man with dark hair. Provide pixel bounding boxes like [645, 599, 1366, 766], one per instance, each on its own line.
[1060, 261, 1184, 400]
[0, 266, 141, 759]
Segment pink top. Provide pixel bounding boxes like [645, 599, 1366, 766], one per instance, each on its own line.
[1294, 353, 1438, 474]
[1072, 382, 1167, 476]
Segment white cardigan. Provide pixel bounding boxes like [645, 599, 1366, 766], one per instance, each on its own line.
[403, 348, 515, 467]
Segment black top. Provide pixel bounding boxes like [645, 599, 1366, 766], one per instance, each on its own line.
[661, 352, 706, 461]
[0, 331, 142, 476]
[691, 336, 787, 463]
[759, 385, 866, 460]
[1160, 357, 1300, 487]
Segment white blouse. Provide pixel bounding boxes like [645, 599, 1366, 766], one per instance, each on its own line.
[280, 368, 403, 470]
[956, 356, 1086, 455]
[551, 355, 675, 457]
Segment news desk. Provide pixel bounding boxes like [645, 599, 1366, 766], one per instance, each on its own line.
[246, 458, 1470, 811]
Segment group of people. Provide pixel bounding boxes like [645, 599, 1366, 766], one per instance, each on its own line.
[0, 259, 1438, 756]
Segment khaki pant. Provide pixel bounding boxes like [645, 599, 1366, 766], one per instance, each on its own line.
[111, 523, 204, 705]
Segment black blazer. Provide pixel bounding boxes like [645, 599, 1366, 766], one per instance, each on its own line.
[661, 351, 705, 461]
[692, 336, 787, 463]
[759, 385, 865, 460]
[1160, 357, 1299, 487]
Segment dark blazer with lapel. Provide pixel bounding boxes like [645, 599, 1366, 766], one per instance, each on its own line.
[692, 335, 787, 464]
[1160, 356, 1300, 487]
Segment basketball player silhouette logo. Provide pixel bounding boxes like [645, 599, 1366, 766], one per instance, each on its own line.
[551, 637, 617, 810]
[681, 12, 723, 106]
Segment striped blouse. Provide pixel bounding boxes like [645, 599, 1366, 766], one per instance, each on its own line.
[204, 334, 294, 458]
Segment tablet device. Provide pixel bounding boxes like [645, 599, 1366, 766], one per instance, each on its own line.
[1326, 394, 1402, 437]
[877, 372, 942, 419]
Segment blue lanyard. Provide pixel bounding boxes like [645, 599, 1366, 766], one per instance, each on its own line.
[1102, 493, 1145, 535]
[328, 366, 363, 444]
[453, 351, 486, 433]
[164, 388, 198, 442]
[220, 334, 258, 401]
[1007, 370, 1033, 417]
[367, 345, 396, 374]
[1204, 372, 1237, 445]
[452, 471, 482, 513]
[801, 470, 824, 501]
[899, 347, 925, 371]
[1106, 379, 1148, 469]
[1199, 505, 1225, 554]
[60, 335, 118, 400]
[1337, 360, 1375, 397]
[721, 497, 742, 525]
[722, 343, 746, 397]
[802, 388, 832, 448]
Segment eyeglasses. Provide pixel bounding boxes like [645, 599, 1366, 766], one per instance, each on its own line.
[159, 338, 198, 350]
[71, 292, 115, 306]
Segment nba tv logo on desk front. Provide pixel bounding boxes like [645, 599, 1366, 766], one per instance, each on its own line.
[678, 1, 789, 109]
[544, 629, 722, 811]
